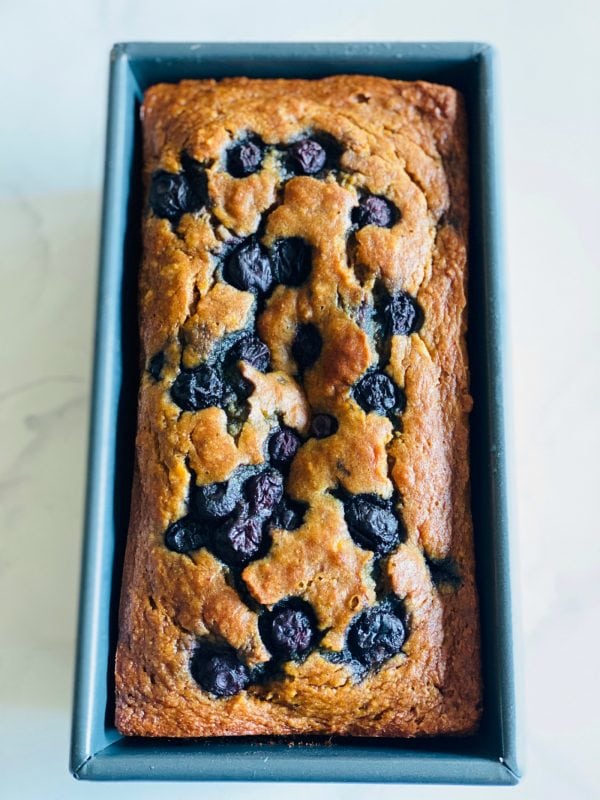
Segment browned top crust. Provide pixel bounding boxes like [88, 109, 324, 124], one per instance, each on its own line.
[115, 75, 481, 737]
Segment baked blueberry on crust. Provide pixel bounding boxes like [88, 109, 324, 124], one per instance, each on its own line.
[192, 480, 239, 520]
[308, 413, 338, 439]
[343, 494, 403, 556]
[292, 323, 322, 371]
[347, 603, 406, 670]
[164, 517, 204, 554]
[226, 335, 271, 372]
[259, 599, 317, 661]
[245, 469, 284, 517]
[223, 237, 273, 294]
[270, 238, 313, 286]
[212, 504, 265, 567]
[171, 365, 224, 411]
[288, 138, 327, 175]
[268, 426, 302, 468]
[227, 136, 265, 178]
[190, 647, 250, 697]
[384, 291, 422, 336]
[352, 195, 397, 229]
[353, 371, 405, 417]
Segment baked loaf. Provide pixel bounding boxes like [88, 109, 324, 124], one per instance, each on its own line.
[115, 75, 481, 737]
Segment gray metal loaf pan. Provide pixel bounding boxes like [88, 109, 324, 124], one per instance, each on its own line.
[70, 41, 520, 784]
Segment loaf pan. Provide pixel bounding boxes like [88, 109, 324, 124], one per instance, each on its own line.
[70, 41, 520, 784]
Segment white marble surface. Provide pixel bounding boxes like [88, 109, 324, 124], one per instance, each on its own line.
[1, 1, 599, 798]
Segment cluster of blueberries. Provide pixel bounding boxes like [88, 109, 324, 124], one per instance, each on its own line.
[147, 134, 422, 697]
[189, 596, 408, 698]
[159, 354, 410, 698]
[157, 329, 411, 698]
[170, 333, 270, 413]
[165, 454, 308, 567]
[190, 597, 320, 698]
[150, 133, 346, 225]
[161, 301, 419, 420]
[149, 133, 398, 234]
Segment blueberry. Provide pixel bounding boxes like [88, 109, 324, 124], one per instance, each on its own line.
[260, 600, 316, 660]
[193, 481, 239, 520]
[148, 351, 164, 381]
[270, 497, 306, 531]
[271, 238, 313, 286]
[288, 138, 327, 175]
[384, 291, 421, 335]
[292, 323, 322, 371]
[226, 335, 270, 372]
[190, 648, 250, 697]
[224, 334, 270, 398]
[245, 469, 284, 517]
[171, 365, 224, 411]
[309, 413, 338, 439]
[268, 427, 302, 467]
[227, 137, 264, 178]
[149, 162, 206, 223]
[149, 170, 191, 221]
[344, 495, 401, 555]
[347, 605, 406, 669]
[213, 505, 265, 566]
[352, 195, 397, 228]
[353, 372, 405, 416]
[223, 238, 273, 294]
[164, 517, 204, 554]
[180, 152, 209, 210]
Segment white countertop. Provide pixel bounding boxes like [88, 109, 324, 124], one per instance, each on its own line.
[1, 1, 599, 798]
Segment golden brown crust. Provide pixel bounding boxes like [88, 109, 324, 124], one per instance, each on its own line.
[115, 75, 481, 737]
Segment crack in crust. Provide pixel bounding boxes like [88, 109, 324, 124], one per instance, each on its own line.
[115, 75, 482, 738]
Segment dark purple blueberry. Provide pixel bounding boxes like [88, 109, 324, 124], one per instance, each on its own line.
[347, 605, 406, 669]
[149, 170, 192, 221]
[292, 323, 322, 371]
[270, 497, 306, 531]
[227, 138, 264, 178]
[268, 427, 302, 467]
[213, 506, 265, 566]
[223, 238, 273, 294]
[148, 351, 164, 381]
[344, 495, 401, 555]
[309, 413, 338, 439]
[180, 152, 209, 211]
[385, 291, 421, 335]
[353, 372, 405, 416]
[149, 160, 206, 222]
[352, 195, 397, 228]
[164, 517, 204, 554]
[270, 608, 312, 656]
[260, 600, 316, 660]
[245, 469, 284, 517]
[227, 335, 270, 372]
[171, 365, 224, 411]
[288, 138, 327, 175]
[271, 238, 313, 286]
[193, 481, 239, 520]
[190, 648, 250, 697]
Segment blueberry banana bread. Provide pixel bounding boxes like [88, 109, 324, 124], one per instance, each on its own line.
[115, 76, 482, 737]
